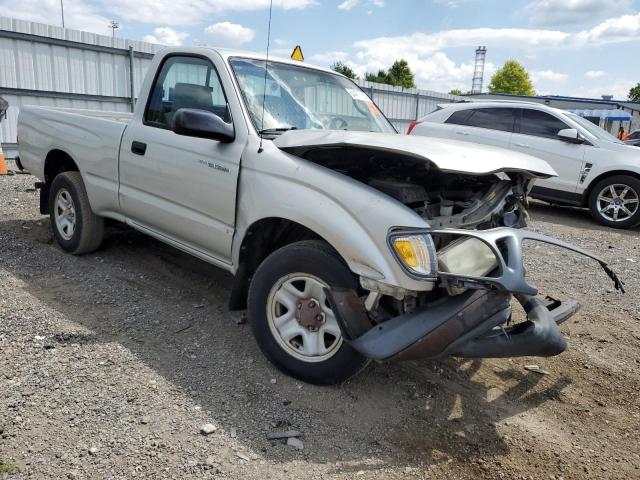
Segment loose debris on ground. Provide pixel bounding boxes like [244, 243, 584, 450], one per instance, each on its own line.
[1, 174, 639, 479]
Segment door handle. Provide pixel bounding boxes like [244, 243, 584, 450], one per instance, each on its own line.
[456, 131, 470, 136]
[131, 141, 147, 156]
[514, 143, 530, 148]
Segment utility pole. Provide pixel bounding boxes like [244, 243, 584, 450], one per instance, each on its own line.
[60, 0, 65, 28]
[108, 20, 120, 38]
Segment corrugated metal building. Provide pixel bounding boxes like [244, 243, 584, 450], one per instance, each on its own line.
[0, 16, 164, 158]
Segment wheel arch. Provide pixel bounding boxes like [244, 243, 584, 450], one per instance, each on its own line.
[40, 149, 81, 214]
[583, 169, 640, 206]
[229, 217, 340, 311]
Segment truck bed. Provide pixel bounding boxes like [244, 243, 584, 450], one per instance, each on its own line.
[18, 105, 132, 220]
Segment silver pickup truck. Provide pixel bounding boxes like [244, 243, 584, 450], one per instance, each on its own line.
[17, 47, 623, 385]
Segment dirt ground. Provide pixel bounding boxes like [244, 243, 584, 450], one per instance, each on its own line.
[1, 172, 639, 480]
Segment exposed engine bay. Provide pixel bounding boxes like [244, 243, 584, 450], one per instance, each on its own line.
[300, 147, 530, 231]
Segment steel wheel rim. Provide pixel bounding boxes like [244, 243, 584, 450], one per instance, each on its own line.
[596, 183, 639, 222]
[54, 189, 76, 240]
[266, 273, 343, 363]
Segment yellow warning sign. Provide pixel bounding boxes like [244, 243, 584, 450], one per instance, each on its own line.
[291, 45, 304, 62]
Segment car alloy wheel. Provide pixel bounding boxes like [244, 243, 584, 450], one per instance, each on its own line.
[595, 183, 639, 223]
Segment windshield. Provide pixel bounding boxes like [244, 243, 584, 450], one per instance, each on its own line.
[565, 113, 622, 143]
[229, 57, 395, 135]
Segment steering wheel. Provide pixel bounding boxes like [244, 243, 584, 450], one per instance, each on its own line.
[328, 116, 349, 130]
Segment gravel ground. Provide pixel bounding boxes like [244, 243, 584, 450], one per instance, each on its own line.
[1, 172, 639, 480]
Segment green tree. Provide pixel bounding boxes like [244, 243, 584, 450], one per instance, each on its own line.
[365, 59, 416, 88]
[488, 60, 535, 96]
[331, 61, 357, 79]
[629, 83, 640, 102]
[449, 88, 463, 96]
[387, 59, 416, 88]
[365, 69, 390, 84]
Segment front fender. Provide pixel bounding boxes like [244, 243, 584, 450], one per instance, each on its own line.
[233, 144, 435, 292]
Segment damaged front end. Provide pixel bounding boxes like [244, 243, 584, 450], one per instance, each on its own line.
[274, 131, 624, 363]
[326, 227, 624, 363]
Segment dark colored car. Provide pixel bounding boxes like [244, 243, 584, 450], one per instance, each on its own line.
[625, 130, 640, 147]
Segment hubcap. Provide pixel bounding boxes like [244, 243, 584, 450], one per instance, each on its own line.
[54, 189, 76, 240]
[596, 184, 639, 223]
[266, 273, 343, 362]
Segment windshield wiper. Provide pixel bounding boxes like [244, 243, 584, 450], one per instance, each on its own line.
[258, 127, 297, 136]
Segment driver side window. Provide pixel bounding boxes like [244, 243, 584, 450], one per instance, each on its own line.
[145, 56, 230, 130]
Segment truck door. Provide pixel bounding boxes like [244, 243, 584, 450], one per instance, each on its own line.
[118, 55, 243, 264]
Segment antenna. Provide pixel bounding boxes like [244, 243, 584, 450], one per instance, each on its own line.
[258, 0, 273, 154]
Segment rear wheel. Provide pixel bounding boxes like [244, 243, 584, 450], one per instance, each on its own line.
[588, 175, 640, 229]
[247, 240, 368, 385]
[49, 171, 104, 254]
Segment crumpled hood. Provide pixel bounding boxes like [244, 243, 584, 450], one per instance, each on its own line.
[273, 130, 557, 178]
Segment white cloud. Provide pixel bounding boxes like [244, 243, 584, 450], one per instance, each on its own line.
[432, 0, 476, 7]
[338, 0, 359, 9]
[352, 29, 569, 67]
[572, 80, 634, 100]
[105, 0, 317, 26]
[309, 51, 349, 64]
[352, 13, 640, 61]
[205, 22, 255, 46]
[531, 70, 568, 82]
[574, 13, 640, 45]
[585, 70, 605, 78]
[0, 0, 110, 34]
[338, 0, 384, 10]
[301, 13, 640, 92]
[525, 0, 632, 27]
[143, 27, 188, 46]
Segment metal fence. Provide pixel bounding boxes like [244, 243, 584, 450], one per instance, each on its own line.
[0, 15, 461, 159]
[354, 80, 463, 133]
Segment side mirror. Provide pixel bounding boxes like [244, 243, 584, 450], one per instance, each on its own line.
[171, 108, 235, 143]
[557, 128, 584, 144]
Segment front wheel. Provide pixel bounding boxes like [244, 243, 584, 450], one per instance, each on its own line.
[588, 175, 640, 229]
[247, 240, 369, 385]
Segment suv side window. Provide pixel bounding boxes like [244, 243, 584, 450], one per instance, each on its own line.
[518, 109, 568, 139]
[628, 131, 640, 140]
[145, 56, 231, 130]
[445, 108, 515, 133]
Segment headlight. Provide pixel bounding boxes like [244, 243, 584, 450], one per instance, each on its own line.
[390, 234, 436, 276]
[437, 237, 498, 277]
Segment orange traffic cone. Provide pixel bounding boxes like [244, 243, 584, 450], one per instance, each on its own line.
[0, 144, 8, 175]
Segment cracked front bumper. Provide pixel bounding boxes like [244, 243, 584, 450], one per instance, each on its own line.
[325, 227, 622, 362]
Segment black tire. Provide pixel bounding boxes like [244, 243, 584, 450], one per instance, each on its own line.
[247, 240, 369, 385]
[588, 175, 640, 229]
[49, 171, 104, 254]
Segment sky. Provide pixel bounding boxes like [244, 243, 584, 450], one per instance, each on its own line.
[1, 0, 639, 99]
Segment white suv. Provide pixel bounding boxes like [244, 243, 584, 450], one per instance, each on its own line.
[409, 101, 640, 229]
